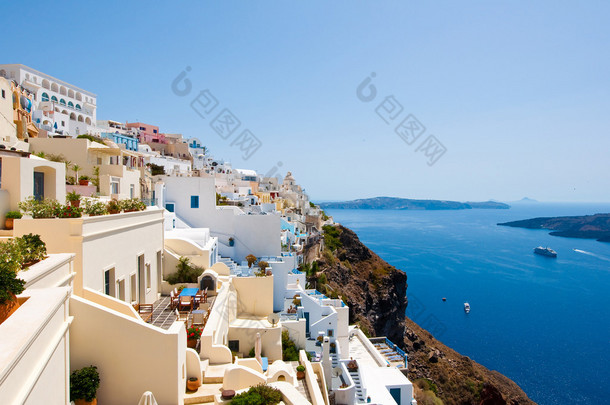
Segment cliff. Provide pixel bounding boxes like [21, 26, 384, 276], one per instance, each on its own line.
[315, 224, 535, 405]
[498, 213, 610, 242]
[318, 197, 510, 210]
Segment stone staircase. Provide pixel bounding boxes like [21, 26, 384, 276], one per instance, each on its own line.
[348, 367, 366, 403]
[218, 256, 238, 272]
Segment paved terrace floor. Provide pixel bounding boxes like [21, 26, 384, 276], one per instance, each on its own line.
[151, 295, 216, 330]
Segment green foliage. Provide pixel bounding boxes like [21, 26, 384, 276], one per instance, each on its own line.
[18, 197, 60, 218]
[167, 256, 203, 284]
[230, 384, 282, 405]
[78, 175, 90, 181]
[322, 225, 342, 252]
[322, 248, 335, 265]
[70, 366, 100, 402]
[66, 191, 81, 202]
[216, 193, 228, 205]
[248, 347, 256, 358]
[149, 163, 165, 176]
[258, 260, 269, 272]
[77, 134, 106, 145]
[119, 198, 146, 212]
[321, 210, 329, 221]
[0, 239, 26, 304]
[106, 199, 121, 213]
[54, 204, 83, 218]
[282, 330, 300, 361]
[5, 210, 22, 219]
[83, 199, 108, 216]
[317, 273, 327, 285]
[18, 234, 47, 264]
[309, 201, 316, 208]
[296, 365, 305, 372]
[92, 166, 100, 190]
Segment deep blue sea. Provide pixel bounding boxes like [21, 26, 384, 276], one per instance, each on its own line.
[325, 203, 610, 405]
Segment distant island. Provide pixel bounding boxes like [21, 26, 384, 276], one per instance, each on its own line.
[498, 213, 610, 242]
[318, 196, 510, 210]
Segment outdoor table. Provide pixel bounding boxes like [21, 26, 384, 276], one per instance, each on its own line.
[180, 288, 199, 297]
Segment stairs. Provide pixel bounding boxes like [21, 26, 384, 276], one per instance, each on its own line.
[348, 367, 366, 403]
[218, 256, 238, 272]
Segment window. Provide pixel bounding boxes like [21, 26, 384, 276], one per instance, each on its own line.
[110, 177, 120, 195]
[51, 96, 58, 102]
[190, 196, 199, 208]
[130, 274, 137, 302]
[327, 329, 334, 337]
[75, 104, 81, 110]
[1, 89, 5, 99]
[146, 264, 151, 289]
[130, 184, 135, 198]
[59, 98, 66, 106]
[117, 279, 126, 301]
[104, 268, 116, 296]
[228, 340, 240, 353]
[61, 121, 65, 127]
[41, 92, 48, 101]
[165, 203, 175, 212]
[68, 101, 74, 108]
[140, 126, 145, 131]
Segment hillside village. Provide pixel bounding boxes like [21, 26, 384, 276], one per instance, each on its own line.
[0, 64, 417, 405]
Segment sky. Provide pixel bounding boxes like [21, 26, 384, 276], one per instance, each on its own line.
[2, 1, 609, 202]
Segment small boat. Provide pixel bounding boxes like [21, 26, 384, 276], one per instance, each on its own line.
[464, 302, 470, 313]
[442, 297, 446, 301]
[534, 246, 557, 258]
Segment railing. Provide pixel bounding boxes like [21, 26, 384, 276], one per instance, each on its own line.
[141, 198, 158, 207]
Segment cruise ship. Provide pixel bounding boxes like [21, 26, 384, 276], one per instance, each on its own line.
[534, 246, 557, 258]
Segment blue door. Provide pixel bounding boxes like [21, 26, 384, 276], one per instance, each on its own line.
[389, 388, 401, 404]
[33, 172, 44, 201]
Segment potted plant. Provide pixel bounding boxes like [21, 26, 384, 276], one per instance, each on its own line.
[70, 365, 100, 405]
[106, 199, 121, 214]
[347, 359, 358, 371]
[187, 376, 200, 391]
[228, 237, 235, 246]
[83, 199, 107, 216]
[4, 210, 22, 230]
[18, 233, 47, 267]
[66, 191, 82, 207]
[258, 260, 269, 273]
[186, 325, 202, 349]
[330, 342, 336, 353]
[78, 175, 90, 186]
[55, 204, 83, 218]
[246, 254, 257, 268]
[296, 365, 306, 380]
[0, 239, 26, 324]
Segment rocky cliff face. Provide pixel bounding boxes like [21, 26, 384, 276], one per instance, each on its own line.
[316, 224, 535, 405]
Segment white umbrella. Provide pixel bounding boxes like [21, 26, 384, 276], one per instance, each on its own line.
[138, 391, 158, 405]
[255, 332, 262, 367]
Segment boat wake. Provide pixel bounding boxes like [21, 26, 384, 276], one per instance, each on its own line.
[573, 249, 610, 262]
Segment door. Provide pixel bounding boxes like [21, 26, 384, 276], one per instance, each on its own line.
[389, 388, 401, 404]
[138, 255, 145, 303]
[33, 172, 44, 201]
[304, 312, 310, 335]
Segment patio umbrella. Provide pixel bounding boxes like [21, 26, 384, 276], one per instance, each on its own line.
[137, 391, 158, 405]
[255, 332, 262, 366]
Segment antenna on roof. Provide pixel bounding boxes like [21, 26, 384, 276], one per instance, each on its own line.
[267, 313, 280, 327]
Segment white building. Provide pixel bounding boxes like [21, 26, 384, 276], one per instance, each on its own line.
[0, 64, 97, 137]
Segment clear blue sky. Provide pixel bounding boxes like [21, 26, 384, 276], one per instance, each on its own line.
[3, 1, 609, 202]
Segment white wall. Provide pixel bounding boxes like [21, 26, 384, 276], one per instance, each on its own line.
[70, 290, 186, 405]
[0, 288, 71, 405]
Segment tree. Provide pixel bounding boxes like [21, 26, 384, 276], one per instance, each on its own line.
[72, 164, 81, 182]
[246, 254, 257, 268]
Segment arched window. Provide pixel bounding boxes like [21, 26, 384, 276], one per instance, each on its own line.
[41, 92, 49, 102]
[69, 113, 76, 121]
[77, 115, 84, 122]
[51, 83, 58, 92]
[75, 92, 82, 101]
[85, 117, 91, 125]
[51, 96, 58, 102]
[59, 86, 67, 95]
[42, 79, 50, 89]
[75, 104, 81, 110]
[68, 101, 74, 108]
[59, 99, 66, 106]
[68, 89, 75, 98]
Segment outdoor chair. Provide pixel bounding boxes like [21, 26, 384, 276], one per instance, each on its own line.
[179, 295, 193, 311]
[170, 291, 179, 310]
[194, 293, 202, 308]
[137, 303, 154, 323]
[192, 310, 205, 326]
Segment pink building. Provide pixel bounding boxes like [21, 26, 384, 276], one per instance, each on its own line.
[125, 122, 166, 144]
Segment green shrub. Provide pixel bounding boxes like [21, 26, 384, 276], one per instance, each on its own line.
[54, 204, 83, 218]
[282, 330, 299, 361]
[83, 199, 108, 216]
[120, 198, 146, 212]
[5, 210, 22, 219]
[296, 365, 305, 372]
[248, 347, 256, 358]
[18, 197, 60, 218]
[18, 233, 47, 264]
[76, 134, 106, 145]
[70, 366, 100, 402]
[166, 256, 203, 284]
[66, 191, 81, 202]
[322, 225, 342, 251]
[231, 384, 282, 405]
[0, 239, 25, 304]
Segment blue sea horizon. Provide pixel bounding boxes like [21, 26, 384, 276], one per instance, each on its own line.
[326, 203, 610, 405]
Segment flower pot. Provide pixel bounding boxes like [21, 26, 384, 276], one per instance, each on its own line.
[187, 377, 200, 391]
[108, 210, 120, 215]
[0, 294, 20, 325]
[79, 180, 89, 186]
[4, 218, 14, 230]
[297, 371, 305, 380]
[187, 339, 197, 349]
[74, 399, 97, 405]
[70, 200, 81, 208]
[228, 239, 234, 246]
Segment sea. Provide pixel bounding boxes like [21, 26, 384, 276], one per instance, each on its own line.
[325, 203, 610, 405]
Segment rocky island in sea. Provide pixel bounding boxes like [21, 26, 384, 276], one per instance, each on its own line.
[319, 197, 510, 210]
[498, 213, 610, 242]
